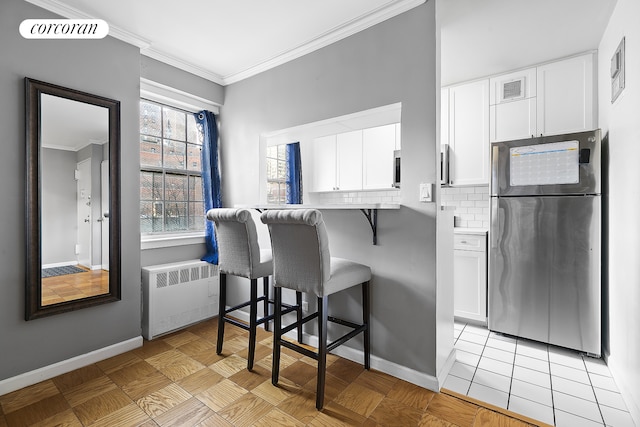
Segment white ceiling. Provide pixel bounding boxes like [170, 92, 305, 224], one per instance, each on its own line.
[440, 0, 617, 86]
[29, 0, 616, 88]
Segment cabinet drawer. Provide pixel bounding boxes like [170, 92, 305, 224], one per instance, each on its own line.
[454, 233, 486, 251]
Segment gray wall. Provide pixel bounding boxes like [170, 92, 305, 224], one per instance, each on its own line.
[0, 0, 141, 380]
[221, 2, 443, 375]
[41, 148, 77, 265]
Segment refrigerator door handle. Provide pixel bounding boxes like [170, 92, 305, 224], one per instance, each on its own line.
[490, 197, 499, 249]
[490, 144, 499, 196]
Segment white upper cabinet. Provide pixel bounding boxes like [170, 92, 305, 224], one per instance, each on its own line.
[336, 130, 363, 191]
[536, 52, 595, 136]
[490, 68, 537, 142]
[362, 124, 397, 190]
[312, 134, 337, 192]
[448, 79, 490, 186]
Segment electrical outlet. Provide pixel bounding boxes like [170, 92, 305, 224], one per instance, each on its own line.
[302, 301, 309, 312]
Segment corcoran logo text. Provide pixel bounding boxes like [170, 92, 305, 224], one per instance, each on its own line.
[20, 19, 109, 39]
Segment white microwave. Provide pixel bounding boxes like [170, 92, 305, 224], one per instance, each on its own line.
[440, 144, 449, 186]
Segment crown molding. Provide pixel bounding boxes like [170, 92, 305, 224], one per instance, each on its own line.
[25, 0, 151, 48]
[25, 0, 425, 86]
[141, 49, 225, 86]
[222, 0, 426, 85]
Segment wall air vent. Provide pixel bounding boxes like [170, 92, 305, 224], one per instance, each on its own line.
[500, 77, 525, 102]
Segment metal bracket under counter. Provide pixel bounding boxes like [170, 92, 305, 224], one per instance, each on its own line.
[243, 204, 400, 246]
[360, 209, 378, 245]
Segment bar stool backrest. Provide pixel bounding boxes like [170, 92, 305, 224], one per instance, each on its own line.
[261, 209, 330, 297]
[206, 208, 262, 278]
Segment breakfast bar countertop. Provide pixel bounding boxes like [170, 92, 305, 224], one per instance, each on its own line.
[235, 203, 400, 245]
[235, 203, 401, 210]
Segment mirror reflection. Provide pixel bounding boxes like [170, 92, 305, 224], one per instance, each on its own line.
[25, 78, 121, 320]
[40, 94, 110, 306]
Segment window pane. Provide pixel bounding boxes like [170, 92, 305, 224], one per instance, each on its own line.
[162, 107, 186, 141]
[267, 181, 285, 204]
[165, 202, 188, 231]
[187, 143, 201, 171]
[165, 174, 188, 202]
[163, 140, 186, 170]
[140, 171, 162, 201]
[189, 202, 205, 231]
[277, 159, 287, 179]
[140, 101, 161, 137]
[140, 135, 162, 167]
[267, 145, 277, 158]
[187, 114, 200, 144]
[277, 144, 287, 159]
[189, 176, 203, 202]
[266, 158, 278, 179]
[140, 201, 163, 233]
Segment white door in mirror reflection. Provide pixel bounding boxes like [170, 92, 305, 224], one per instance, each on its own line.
[76, 159, 92, 269]
[101, 160, 109, 270]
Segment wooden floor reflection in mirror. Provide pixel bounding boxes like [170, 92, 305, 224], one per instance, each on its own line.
[41, 269, 109, 306]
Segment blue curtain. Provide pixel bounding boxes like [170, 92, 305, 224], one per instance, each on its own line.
[195, 111, 222, 264]
[286, 142, 302, 204]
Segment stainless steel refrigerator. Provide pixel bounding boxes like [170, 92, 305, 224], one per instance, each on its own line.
[488, 130, 601, 356]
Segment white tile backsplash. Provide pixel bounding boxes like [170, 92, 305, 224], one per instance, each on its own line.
[441, 185, 490, 228]
[309, 189, 400, 205]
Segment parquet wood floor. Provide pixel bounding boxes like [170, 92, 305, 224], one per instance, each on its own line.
[41, 270, 109, 306]
[0, 318, 553, 426]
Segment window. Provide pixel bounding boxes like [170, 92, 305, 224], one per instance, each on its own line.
[266, 144, 288, 204]
[140, 99, 204, 233]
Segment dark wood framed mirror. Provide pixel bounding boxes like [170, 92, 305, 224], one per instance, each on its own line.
[25, 78, 121, 320]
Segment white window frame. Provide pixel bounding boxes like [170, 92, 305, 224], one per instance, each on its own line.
[140, 78, 220, 250]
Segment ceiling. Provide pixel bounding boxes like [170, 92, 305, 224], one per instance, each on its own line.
[440, 0, 617, 86]
[29, 0, 616, 88]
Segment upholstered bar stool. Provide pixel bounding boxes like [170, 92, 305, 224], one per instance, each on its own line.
[260, 209, 371, 410]
[206, 208, 302, 371]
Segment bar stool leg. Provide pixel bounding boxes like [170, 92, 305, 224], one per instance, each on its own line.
[296, 291, 303, 343]
[263, 276, 270, 332]
[272, 287, 282, 385]
[316, 295, 328, 410]
[362, 281, 371, 370]
[248, 279, 258, 371]
[216, 273, 227, 355]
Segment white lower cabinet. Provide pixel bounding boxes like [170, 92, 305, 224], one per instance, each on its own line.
[453, 230, 487, 323]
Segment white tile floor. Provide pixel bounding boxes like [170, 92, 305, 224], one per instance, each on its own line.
[445, 321, 636, 427]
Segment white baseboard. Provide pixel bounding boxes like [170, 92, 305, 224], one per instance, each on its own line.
[41, 261, 78, 269]
[0, 336, 143, 397]
[605, 353, 640, 427]
[437, 348, 457, 387]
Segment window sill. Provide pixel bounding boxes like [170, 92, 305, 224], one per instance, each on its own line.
[141, 232, 206, 250]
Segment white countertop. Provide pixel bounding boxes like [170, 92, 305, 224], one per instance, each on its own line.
[454, 227, 488, 235]
[236, 203, 401, 210]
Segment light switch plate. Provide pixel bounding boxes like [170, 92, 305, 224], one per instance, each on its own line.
[419, 182, 433, 202]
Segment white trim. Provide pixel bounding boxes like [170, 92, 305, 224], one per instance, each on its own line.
[605, 353, 640, 427]
[141, 50, 225, 86]
[223, 0, 426, 85]
[437, 348, 457, 387]
[140, 78, 220, 114]
[0, 336, 143, 396]
[27, 0, 425, 86]
[141, 232, 206, 250]
[24, 0, 150, 49]
[42, 261, 78, 269]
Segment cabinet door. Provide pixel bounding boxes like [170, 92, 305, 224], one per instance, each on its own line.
[336, 130, 362, 191]
[490, 98, 537, 142]
[449, 79, 490, 186]
[454, 248, 487, 322]
[441, 88, 449, 147]
[362, 124, 396, 190]
[312, 134, 337, 191]
[537, 53, 595, 136]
